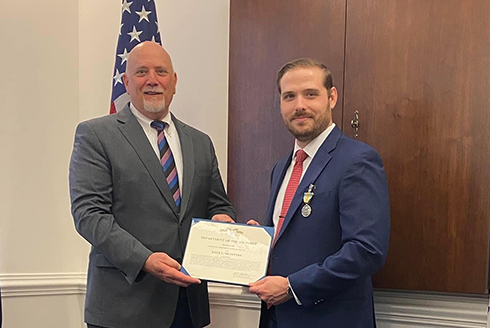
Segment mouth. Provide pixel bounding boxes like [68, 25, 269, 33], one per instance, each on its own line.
[143, 89, 164, 96]
[292, 115, 312, 123]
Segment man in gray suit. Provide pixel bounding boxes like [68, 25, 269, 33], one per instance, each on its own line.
[69, 41, 235, 328]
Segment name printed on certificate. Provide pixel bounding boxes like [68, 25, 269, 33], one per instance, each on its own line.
[181, 219, 273, 286]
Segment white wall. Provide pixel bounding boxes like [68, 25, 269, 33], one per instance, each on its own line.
[0, 0, 488, 327]
[0, 0, 85, 326]
[78, 0, 230, 179]
[1, 0, 230, 327]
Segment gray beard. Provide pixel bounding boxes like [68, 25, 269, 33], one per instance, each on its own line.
[143, 98, 166, 113]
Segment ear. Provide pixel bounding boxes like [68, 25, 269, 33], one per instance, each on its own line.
[122, 73, 129, 93]
[173, 72, 178, 94]
[329, 86, 338, 109]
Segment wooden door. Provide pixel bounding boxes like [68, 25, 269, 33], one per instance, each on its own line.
[228, 0, 347, 223]
[343, 0, 490, 293]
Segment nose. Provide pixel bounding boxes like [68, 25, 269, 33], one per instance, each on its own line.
[295, 95, 306, 111]
[146, 71, 158, 86]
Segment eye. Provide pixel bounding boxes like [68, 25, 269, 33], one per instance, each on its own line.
[306, 91, 318, 98]
[282, 93, 295, 101]
[155, 68, 168, 76]
[135, 69, 147, 76]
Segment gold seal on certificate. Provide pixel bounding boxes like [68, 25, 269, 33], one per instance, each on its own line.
[181, 219, 274, 286]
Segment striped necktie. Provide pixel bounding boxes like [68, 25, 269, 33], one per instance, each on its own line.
[273, 149, 308, 245]
[151, 120, 181, 208]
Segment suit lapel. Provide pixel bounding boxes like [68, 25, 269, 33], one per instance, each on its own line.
[173, 116, 194, 220]
[116, 106, 180, 219]
[276, 126, 343, 242]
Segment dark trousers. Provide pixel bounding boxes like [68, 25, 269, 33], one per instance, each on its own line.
[170, 287, 194, 328]
[259, 302, 278, 328]
[87, 287, 195, 328]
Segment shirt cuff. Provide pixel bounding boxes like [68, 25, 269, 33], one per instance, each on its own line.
[287, 277, 302, 305]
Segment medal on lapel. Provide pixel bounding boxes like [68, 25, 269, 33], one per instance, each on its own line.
[301, 184, 316, 217]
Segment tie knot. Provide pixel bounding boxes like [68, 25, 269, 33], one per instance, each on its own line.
[295, 149, 308, 163]
[151, 120, 166, 132]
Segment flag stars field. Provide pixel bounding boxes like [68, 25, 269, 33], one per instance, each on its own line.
[136, 6, 152, 23]
[111, 0, 162, 114]
[122, 0, 133, 14]
[118, 48, 129, 66]
[113, 69, 124, 86]
[128, 26, 143, 43]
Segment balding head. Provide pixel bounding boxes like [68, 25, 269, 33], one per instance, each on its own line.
[123, 41, 178, 120]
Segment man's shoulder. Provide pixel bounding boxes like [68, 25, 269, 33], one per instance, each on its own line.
[333, 129, 378, 153]
[75, 112, 129, 137]
[78, 113, 120, 127]
[333, 133, 384, 167]
[172, 116, 211, 140]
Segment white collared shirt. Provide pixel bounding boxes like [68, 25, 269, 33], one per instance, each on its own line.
[130, 104, 184, 193]
[272, 123, 336, 230]
[273, 123, 336, 305]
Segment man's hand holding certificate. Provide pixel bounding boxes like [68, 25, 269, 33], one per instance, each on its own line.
[181, 219, 273, 286]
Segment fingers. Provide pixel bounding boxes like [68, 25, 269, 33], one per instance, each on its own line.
[249, 277, 266, 294]
[144, 252, 201, 286]
[248, 276, 290, 306]
[160, 267, 201, 286]
[246, 219, 260, 226]
[211, 214, 235, 223]
[145, 252, 180, 271]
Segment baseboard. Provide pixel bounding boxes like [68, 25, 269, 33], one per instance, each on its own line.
[0, 273, 86, 297]
[208, 282, 260, 310]
[0, 274, 487, 327]
[374, 290, 488, 327]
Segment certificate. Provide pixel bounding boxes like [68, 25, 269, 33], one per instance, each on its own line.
[181, 219, 274, 286]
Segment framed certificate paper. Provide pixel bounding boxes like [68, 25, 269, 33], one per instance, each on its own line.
[181, 219, 274, 286]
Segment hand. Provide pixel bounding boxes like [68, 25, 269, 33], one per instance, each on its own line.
[211, 214, 235, 223]
[144, 252, 201, 287]
[249, 276, 291, 306]
[246, 219, 260, 226]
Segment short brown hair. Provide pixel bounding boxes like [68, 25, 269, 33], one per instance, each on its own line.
[276, 58, 334, 94]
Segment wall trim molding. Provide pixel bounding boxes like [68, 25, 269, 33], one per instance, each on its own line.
[1, 274, 488, 327]
[0, 273, 86, 298]
[208, 282, 260, 310]
[374, 290, 488, 327]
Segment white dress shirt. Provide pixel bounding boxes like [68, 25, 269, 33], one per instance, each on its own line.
[272, 123, 336, 230]
[272, 123, 336, 305]
[130, 104, 184, 193]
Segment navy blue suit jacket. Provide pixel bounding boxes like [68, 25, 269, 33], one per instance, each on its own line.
[261, 126, 390, 328]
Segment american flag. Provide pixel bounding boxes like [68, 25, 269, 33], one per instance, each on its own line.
[110, 0, 162, 114]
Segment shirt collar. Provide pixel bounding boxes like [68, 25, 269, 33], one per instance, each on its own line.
[293, 123, 336, 160]
[129, 103, 174, 130]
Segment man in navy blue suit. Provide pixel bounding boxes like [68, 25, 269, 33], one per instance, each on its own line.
[249, 58, 390, 328]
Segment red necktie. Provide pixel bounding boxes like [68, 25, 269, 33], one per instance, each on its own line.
[273, 149, 308, 245]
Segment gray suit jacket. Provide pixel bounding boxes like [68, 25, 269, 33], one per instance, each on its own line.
[69, 105, 235, 328]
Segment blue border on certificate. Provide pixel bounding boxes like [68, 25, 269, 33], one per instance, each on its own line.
[181, 218, 274, 286]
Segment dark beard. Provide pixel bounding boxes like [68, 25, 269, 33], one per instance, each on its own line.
[286, 115, 331, 143]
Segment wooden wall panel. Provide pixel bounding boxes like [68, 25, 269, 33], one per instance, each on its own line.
[343, 0, 490, 293]
[228, 0, 346, 223]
